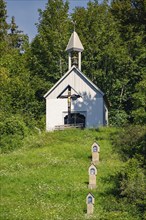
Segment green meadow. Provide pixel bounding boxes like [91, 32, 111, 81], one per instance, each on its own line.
[0, 128, 142, 220]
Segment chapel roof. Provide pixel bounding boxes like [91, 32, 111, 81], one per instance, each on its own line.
[65, 31, 84, 52]
[43, 66, 104, 98]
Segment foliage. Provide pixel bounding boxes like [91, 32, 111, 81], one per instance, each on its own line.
[0, 48, 39, 118]
[110, 0, 146, 123]
[71, 1, 143, 124]
[0, 0, 9, 41]
[109, 110, 128, 127]
[110, 0, 146, 40]
[113, 159, 146, 219]
[8, 15, 29, 54]
[120, 159, 146, 207]
[113, 125, 146, 166]
[112, 125, 146, 219]
[0, 1, 42, 123]
[132, 73, 146, 124]
[28, 0, 70, 110]
[0, 114, 29, 153]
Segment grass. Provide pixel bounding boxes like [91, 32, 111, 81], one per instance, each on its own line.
[0, 128, 140, 220]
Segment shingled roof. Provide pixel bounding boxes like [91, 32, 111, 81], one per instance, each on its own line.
[65, 31, 84, 52]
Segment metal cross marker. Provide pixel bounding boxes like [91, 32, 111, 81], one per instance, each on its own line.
[74, 21, 76, 31]
[71, 20, 76, 32]
[59, 85, 80, 124]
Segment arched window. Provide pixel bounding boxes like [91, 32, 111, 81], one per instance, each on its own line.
[93, 146, 97, 152]
[90, 168, 95, 175]
[88, 196, 92, 204]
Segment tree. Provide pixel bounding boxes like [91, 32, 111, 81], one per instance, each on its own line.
[0, 2, 37, 124]
[0, 0, 9, 41]
[71, 0, 146, 125]
[9, 16, 22, 48]
[72, 1, 134, 125]
[110, 0, 146, 41]
[8, 16, 29, 55]
[112, 125, 146, 218]
[132, 73, 146, 124]
[110, 0, 146, 123]
[29, 0, 70, 97]
[0, 0, 9, 56]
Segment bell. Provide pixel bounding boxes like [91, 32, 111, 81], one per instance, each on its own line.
[72, 55, 78, 67]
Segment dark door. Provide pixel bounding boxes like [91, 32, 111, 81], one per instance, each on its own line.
[64, 113, 85, 127]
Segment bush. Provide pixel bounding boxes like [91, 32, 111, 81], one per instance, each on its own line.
[113, 125, 146, 167]
[115, 159, 146, 218]
[109, 110, 128, 127]
[112, 125, 146, 219]
[0, 115, 29, 153]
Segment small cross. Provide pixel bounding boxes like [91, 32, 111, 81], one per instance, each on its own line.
[72, 20, 76, 31]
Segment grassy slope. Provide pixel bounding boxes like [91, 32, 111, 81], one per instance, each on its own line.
[0, 128, 138, 220]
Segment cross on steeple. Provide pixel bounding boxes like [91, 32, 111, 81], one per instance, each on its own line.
[72, 20, 76, 31]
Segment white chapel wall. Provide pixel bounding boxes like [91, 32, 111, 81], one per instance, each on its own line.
[46, 99, 67, 131]
[72, 96, 104, 128]
[45, 68, 105, 130]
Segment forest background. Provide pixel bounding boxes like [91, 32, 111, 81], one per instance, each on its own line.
[0, 0, 146, 218]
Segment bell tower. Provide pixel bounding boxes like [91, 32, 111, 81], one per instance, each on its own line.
[65, 30, 84, 71]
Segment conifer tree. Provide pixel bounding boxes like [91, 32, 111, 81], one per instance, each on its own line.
[9, 16, 29, 54]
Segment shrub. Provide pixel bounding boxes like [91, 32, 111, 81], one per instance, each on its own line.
[113, 125, 146, 167]
[0, 115, 29, 153]
[109, 110, 128, 127]
[115, 159, 146, 218]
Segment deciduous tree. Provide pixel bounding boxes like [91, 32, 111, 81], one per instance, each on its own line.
[29, 0, 70, 107]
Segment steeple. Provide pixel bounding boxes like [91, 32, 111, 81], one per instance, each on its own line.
[66, 31, 84, 70]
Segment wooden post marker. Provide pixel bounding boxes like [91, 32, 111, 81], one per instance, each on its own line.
[88, 164, 97, 189]
[91, 142, 100, 165]
[86, 193, 95, 215]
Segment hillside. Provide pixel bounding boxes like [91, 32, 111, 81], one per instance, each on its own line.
[0, 128, 143, 220]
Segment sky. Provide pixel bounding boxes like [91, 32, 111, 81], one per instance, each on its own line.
[5, 0, 97, 42]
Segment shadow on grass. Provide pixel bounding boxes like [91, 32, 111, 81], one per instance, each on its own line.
[98, 173, 122, 198]
[84, 181, 89, 185]
[88, 155, 92, 160]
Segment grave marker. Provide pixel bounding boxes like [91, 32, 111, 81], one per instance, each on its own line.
[91, 142, 100, 165]
[86, 193, 95, 215]
[88, 164, 97, 189]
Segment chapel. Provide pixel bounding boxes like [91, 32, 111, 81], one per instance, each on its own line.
[44, 31, 108, 131]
